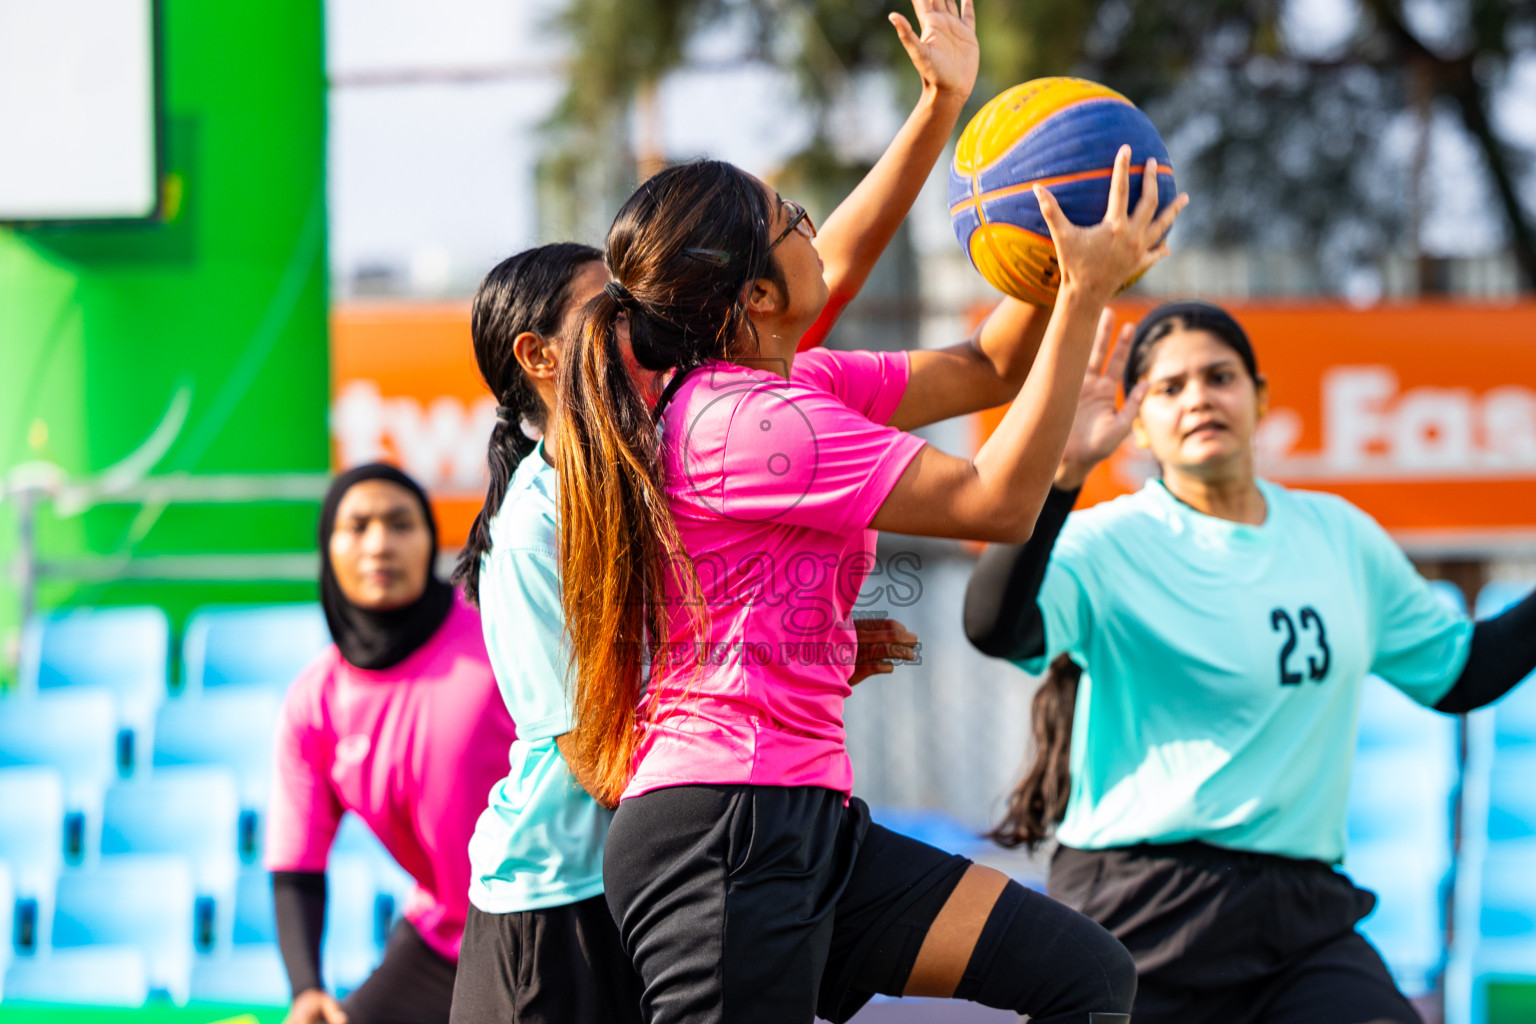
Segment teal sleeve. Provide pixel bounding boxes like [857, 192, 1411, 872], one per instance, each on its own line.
[1018, 557, 1094, 676]
[480, 547, 573, 740]
[1357, 513, 1474, 707]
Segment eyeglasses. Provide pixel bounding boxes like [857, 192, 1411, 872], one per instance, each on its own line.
[768, 199, 817, 250]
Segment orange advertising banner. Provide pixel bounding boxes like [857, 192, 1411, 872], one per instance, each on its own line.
[331, 303, 488, 547]
[978, 302, 1536, 554]
[334, 301, 1536, 554]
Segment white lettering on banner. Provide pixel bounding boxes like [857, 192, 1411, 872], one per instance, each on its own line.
[331, 380, 496, 493]
[1261, 367, 1536, 481]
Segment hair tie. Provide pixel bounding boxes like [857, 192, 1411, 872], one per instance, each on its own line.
[605, 280, 638, 310]
[494, 405, 517, 425]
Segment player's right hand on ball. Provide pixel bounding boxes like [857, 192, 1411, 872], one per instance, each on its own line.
[1035, 144, 1188, 307]
[285, 988, 348, 1024]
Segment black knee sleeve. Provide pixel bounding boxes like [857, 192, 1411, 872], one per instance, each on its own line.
[951, 880, 1135, 1024]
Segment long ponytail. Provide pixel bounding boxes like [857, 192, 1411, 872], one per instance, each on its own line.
[556, 160, 784, 807]
[454, 242, 602, 605]
[991, 654, 1082, 850]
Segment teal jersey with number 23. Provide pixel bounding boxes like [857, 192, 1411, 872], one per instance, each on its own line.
[1021, 478, 1473, 865]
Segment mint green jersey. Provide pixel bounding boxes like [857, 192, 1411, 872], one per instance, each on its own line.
[467, 445, 611, 913]
[1023, 479, 1472, 864]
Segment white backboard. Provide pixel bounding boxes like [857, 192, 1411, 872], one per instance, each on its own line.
[0, 0, 159, 222]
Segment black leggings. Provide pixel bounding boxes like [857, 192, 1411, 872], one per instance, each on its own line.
[1052, 842, 1422, 1024]
[603, 784, 1134, 1024]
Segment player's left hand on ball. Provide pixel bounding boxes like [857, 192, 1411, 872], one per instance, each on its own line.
[1036, 145, 1189, 306]
[889, 0, 979, 101]
[850, 618, 921, 685]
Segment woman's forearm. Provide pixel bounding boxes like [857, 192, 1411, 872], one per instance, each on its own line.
[968, 286, 1105, 537]
[964, 486, 1080, 660]
[871, 287, 1106, 541]
[272, 870, 326, 996]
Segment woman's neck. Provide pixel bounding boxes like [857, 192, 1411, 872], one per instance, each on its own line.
[732, 316, 807, 378]
[540, 410, 560, 466]
[1160, 459, 1266, 525]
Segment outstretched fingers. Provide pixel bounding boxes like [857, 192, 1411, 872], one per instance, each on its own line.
[1147, 189, 1190, 246]
[1132, 157, 1161, 226]
[1104, 322, 1137, 382]
[1086, 308, 1117, 377]
[1104, 145, 1132, 225]
[1034, 183, 1070, 243]
[1120, 380, 1150, 420]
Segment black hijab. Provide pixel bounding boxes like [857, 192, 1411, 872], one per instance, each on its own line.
[319, 463, 455, 671]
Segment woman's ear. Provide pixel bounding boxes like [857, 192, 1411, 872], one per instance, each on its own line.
[1132, 416, 1151, 450]
[745, 276, 785, 317]
[1254, 373, 1270, 421]
[513, 331, 558, 383]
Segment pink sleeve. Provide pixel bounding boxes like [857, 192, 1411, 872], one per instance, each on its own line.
[692, 381, 926, 536]
[790, 349, 911, 425]
[263, 661, 344, 872]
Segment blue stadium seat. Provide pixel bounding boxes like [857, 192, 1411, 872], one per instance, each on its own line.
[153, 687, 284, 860]
[1348, 844, 1448, 997]
[1474, 845, 1536, 960]
[101, 767, 241, 951]
[51, 854, 195, 1005]
[324, 853, 384, 996]
[867, 806, 984, 857]
[0, 689, 117, 864]
[234, 867, 277, 945]
[1354, 671, 1460, 758]
[1347, 750, 1455, 855]
[330, 814, 415, 965]
[315, 816, 420, 994]
[1487, 755, 1536, 842]
[4, 946, 150, 1007]
[1347, 602, 1462, 1001]
[19, 606, 170, 775]
[190, 944, 290, 1004]
[182, 604, 330, 694]
[0, 767, 66, 952]
[0, 860, 12, 972]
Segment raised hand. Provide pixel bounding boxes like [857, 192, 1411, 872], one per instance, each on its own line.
[1035, 146, 1189, 307]
[1056, 310, 1149, 490]
[849, 617, 920, 686]
[889, 0, 979, 101]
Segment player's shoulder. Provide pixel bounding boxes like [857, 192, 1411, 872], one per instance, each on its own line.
[1268, 481, 1380, 535]
[488, 450, 558, 556]
[1062, 483, 1165, 537]
[280, 644, 344, 728]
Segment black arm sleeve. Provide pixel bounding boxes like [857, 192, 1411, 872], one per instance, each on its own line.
[963, 486, 1080, 662]
[1434, 587, 1536, 714]
[272, 870, 327, 997]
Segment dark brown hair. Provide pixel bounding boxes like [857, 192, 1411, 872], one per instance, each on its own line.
[555, 160, 784, 807]
[1122, 300, 1260, 394]
[453, 242, 603, 605]
[991, 654, 1083, 850]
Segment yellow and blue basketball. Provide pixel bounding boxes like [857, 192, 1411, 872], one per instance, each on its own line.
[949, 78, 1176, 306]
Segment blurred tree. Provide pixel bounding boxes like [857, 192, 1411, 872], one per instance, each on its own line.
[543, 0, 1536, 292]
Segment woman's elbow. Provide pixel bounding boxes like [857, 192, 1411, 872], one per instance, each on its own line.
[975, 506, 1037, 545]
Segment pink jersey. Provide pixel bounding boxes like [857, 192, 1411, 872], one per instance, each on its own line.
[266, 595, 516, 961]
[624, 348, 924, 800]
